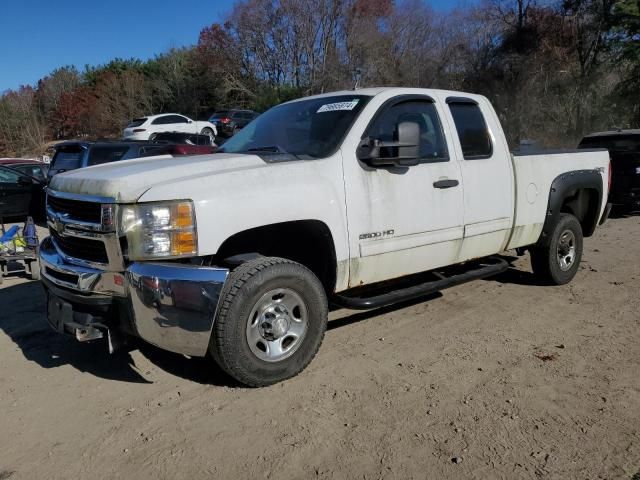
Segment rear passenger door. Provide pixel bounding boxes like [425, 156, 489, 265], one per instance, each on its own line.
[444, 97, 514, 260]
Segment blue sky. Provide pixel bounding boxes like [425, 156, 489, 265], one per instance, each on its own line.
[0, 0, 468, 92]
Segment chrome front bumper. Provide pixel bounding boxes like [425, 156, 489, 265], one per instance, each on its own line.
[40, 236, 229, 357]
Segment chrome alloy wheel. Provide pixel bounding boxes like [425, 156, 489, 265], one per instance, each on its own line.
[556, 229, 576, 271]
[246, 288, 308, 362]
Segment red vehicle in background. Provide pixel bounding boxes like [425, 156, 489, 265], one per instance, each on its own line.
[0, 158, 49, 181]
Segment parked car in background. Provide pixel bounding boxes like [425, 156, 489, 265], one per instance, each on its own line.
[578, 129, 640, 211]
[122, 114, 217, 143]
[49, 139, 219, 178]
[151, 132, 216, 146]
[0, 164, 45, 220]
[209, 109, 259, 137]
[0, 159, 48, 181]
[49, 141, 169, 178]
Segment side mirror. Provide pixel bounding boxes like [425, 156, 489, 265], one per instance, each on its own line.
[357, 120, 421, 167]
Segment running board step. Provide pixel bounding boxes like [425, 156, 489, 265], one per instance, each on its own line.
[332, 257, 509, 310]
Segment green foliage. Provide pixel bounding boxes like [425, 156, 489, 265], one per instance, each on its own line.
[250, 85, 307, 113]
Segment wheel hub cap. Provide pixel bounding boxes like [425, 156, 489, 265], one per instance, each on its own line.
[556, 229, 576, 271]
[259, 306, 291, 341]
[246, 288, 308, 362]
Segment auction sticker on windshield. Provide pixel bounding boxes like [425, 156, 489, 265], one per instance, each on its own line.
[317, 99, 360, 113]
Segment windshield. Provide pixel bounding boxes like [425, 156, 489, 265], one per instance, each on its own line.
[579, 135, 640, 153]
[219, 95, 371, 159]
[127, 118, 147, 128]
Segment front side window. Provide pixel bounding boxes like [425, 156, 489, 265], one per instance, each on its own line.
[448, 102, 492, 159]
[220, 95, 371, 159]
[366, 100, 449, 162]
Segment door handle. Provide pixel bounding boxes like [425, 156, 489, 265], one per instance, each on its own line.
[433, 179, 459, 189]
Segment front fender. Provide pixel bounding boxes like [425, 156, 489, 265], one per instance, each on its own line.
[137, 154, 349, 265]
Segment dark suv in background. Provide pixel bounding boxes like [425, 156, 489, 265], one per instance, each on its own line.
[578, 129, 640, 211]
[209, 109, 259, 137]
[49, 141, 168, 178]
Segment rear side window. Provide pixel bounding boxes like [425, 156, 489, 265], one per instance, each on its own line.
[52, 147, 84, 170]
[87, 146, 129, 166]
[366, 100, 449, 162]
[153, 115, 188, 125]
[210, 111, 228, 119]
[448, 102, 493, 159]
[127, 118, 147, 128]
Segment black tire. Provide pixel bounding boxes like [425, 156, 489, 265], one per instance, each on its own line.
[210, 256, 328, 387]
[530, 213, 583, 285]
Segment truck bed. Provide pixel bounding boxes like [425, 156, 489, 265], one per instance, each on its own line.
[507, 149, 610, 249]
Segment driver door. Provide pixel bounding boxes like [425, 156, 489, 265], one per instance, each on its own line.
[342, 96, 465, 287]
[0, 166, 31, 218]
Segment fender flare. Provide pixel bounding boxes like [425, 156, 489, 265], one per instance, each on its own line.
[537, 169, 603, 247]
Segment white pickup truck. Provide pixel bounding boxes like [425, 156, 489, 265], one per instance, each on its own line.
[41, 88, 611, 386]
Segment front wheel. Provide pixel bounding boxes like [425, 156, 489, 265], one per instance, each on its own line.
[530, 213, 583, 285]
[209, 257, 328, 387]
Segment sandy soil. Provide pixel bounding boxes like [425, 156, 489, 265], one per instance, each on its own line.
[0, 216, 638, 480]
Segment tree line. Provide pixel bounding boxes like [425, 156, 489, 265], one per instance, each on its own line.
[0, 0, 638, 157]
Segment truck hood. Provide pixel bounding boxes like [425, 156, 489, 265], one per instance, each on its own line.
[48, 153, 268, 202]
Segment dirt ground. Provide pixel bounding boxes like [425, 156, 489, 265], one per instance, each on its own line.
[0, 216, 638, 480]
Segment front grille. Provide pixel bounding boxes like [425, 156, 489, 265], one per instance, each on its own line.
[51, 230, 109, 264]
[48, 196, 103, 223]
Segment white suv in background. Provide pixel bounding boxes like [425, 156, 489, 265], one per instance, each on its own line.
[123, 114, 217, 143]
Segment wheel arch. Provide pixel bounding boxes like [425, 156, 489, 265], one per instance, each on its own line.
[537, 170, 603, 247]
[211, 220, 338, 294]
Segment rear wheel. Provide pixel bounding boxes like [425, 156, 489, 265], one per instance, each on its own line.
[210, 257, 328, 387]
[200, 128, 215, 144]
[530, 213, 583, 285]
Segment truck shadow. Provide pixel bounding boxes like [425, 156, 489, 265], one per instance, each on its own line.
[328, 292, 443, 330]
[608, 205, 639, 219]
[0, 280, 236, 386]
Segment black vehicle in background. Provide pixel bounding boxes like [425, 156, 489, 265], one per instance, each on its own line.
[0, 165, 45, 219]
[49, 141, 168, 178]
[209, 109, 259, 137]
[578, 130, 640, 211]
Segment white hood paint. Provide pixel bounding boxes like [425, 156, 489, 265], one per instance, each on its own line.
[49, 153, 268, 203]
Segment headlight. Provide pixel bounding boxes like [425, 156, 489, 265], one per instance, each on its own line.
[119, 201, 197, 260]
[635, 166, 640, 175]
